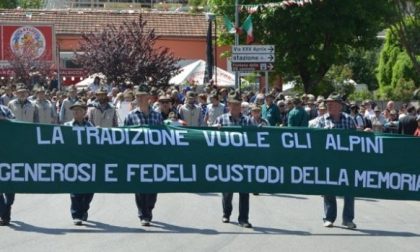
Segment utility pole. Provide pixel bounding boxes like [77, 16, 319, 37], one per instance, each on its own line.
[234, 0, 240, 91]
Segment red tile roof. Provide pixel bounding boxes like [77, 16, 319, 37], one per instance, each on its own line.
[0, 9, 208, 37]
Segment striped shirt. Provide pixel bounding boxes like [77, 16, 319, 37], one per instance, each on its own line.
[315, 112, 356, 129]
[215, 113, 253, 126]
[124, 107, 163, 126]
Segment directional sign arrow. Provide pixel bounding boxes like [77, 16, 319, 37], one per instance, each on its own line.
[231, 54, 275, 63]
[231, 62, 275, 72]
[232, 45, 275, 54]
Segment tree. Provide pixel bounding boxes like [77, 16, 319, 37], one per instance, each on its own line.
[390, 0, 420, 79]
[210, 0, 395, 93]
[377, 27, 419, 90]
[0, 0, 43, 8]
[346, 47, 381, 91]
[76, 15, 180, 87]
[0, 0, 18, 8]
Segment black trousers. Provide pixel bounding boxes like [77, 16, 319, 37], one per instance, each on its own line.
[135, 193, 157, 221]
[222, 193, 249, 222]
[0, 193, 15, 221]
[70, 193, 94, 219]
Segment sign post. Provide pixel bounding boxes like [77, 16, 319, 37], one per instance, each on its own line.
[231, 45, 275, 93]
[231, 45, 275, 71]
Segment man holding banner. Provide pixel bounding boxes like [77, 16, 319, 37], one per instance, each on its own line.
[0, 104, 15, 225]
[215, 91, 254, 228]
[64, 101, 95, 225]
[315, 93, 357, 229]
[124, 84, 163, 227]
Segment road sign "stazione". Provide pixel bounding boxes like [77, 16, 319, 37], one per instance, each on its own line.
[231, 45, 275, 71]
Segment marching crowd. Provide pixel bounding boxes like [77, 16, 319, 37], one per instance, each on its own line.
[0, 76, 419, 229]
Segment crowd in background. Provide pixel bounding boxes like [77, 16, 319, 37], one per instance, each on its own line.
[0, 76, 419, 136]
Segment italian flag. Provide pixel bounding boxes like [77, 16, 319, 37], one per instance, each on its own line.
[223, 16, 237, 34]
[241, 15, 254, 44]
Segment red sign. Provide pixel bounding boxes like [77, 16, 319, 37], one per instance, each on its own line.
[1, 24, 55, 61]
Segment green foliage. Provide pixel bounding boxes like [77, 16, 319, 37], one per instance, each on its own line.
[378, 78, 416, 102]
[0, 0, 43, 8]
[346, 46, 381, 90]
[210, 0, 395, 93]
[313, 64, 354, 97]
[377, 29, 402, 87]
[348, 90, 374, 102]
[0, 0, 18, 8]
[377, 23, 420, 93]
[18, 0, 44, 9]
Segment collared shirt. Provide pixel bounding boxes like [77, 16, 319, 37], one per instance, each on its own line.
[287, 106, 309, 127]
[205, 103, 227, 126]
[8, 99, 38, 123]
[64, 119, 94, 127]
[315, 112, 356, 129]
[59, 97, 78, 124]
[178, 103, 203, 126]
[87, 102, 118, 127]
[215, 112, 253, 126]
[124, 107, 163, 126]
[0, 104, 15, 120]
[262, 103, 281, 126]
[35, 99, 57, 124]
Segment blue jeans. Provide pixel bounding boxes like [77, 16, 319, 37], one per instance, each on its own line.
[70, 193, 94, 219]
[0, 193, 15, 221]
[222, 193, 249, 222]
[323, 195, 354, 223]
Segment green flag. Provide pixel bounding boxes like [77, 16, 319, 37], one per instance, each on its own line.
[241, 15, 254, 44]
[223, 15, 236, 34]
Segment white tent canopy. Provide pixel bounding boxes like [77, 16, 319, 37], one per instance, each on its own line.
[75, 73, 106, 90]
[170, 60, 235, 87]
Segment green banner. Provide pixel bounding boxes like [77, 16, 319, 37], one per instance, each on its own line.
[0, 120, 420, 200]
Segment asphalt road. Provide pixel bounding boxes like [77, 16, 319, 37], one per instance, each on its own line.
[1, 193, 420, 252]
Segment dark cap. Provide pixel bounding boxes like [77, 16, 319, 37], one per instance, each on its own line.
[350, 102, 359, 109]
[186, 91, 197, 99]
[292, 95, 302, 105]
[135, 84, 150, 95]
[227, 91, 242, 104]
[16, 84, 28, 93]
[69, 100, 88, 110]
[158, 95, 171, 102]
[325, 93, 343, 103]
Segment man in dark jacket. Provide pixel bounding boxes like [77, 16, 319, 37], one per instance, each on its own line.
[398, 106, 417, 135]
